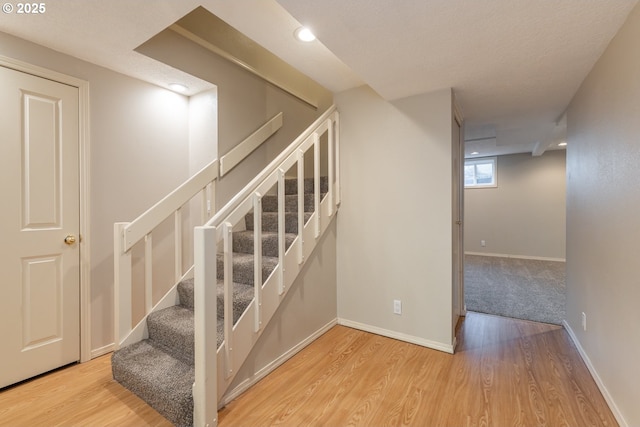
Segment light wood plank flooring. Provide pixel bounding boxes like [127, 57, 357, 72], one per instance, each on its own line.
[0, 354, 171, 427]
[0, 312, 617, 426]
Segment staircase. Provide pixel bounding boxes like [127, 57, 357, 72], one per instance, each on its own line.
[112, 106, 339, 426]
[112, 177, 328, 426]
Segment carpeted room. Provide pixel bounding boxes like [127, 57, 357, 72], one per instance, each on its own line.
[463, 150, 567, 324]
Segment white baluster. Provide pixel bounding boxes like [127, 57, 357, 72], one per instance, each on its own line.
[253, 192, 263, 332]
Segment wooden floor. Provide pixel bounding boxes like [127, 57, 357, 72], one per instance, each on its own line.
[0, 312, 617, 427]
[0, 354, 171, 427]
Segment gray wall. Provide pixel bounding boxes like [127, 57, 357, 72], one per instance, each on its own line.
[228, 218, 337, 393]
[464, 151, 566, 260]
[335, 86, 455, 351]
[565, 2, 640, 425]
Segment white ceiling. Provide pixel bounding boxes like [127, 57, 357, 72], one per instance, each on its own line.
[1, 0, 637, 157]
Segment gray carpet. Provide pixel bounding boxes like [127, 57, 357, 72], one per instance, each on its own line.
[464, 255, 566, 325]
[112, 177, 327, 426]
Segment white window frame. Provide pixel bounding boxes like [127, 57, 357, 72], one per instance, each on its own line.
[464, 156, 497, 188]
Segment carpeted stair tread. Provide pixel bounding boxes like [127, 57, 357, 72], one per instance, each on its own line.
[216, 252, 279, 286]
[176, 278, 255, 325]
[147, 306, 194, 364]
[233, 230, 296, 257]
[245, 211, 313, 233]
[112, 340, 194, 427]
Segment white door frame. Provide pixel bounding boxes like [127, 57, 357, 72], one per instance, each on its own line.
[1, 54, 91, 363]
[453, 101, 465, 318]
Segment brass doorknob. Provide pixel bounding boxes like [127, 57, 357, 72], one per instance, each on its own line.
[64, 235, 77, 245]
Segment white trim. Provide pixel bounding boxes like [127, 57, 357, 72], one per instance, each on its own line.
[337, 319, 454, 354]
[91, 343, 114, 359]
[0, 55, 92, 363]
[562, 320, 628, 427]
[465, 251, 566, 262]
[220, 318, 338, 406]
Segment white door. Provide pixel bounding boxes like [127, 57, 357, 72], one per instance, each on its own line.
[0, 66, 80, 388]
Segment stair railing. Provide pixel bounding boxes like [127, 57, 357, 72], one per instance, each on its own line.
[113, 160, 218, 349]
[113, 112, 285, 350]
[193, 105, 340, 427]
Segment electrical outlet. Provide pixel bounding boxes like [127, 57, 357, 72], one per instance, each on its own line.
[393, 299, 402, 315]
[481, 240, 486, 247]
[582, 312, 587, 331]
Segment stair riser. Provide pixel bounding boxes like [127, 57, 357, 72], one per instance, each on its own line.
[147, 308, 194, 365]
[178, 279, 194, 309]
[111, 341, 194, 427]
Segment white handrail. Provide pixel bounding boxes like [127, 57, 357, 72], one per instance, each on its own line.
[194, 105, 340, 427]
[205, 105, 337, 228]
[123, 160, 219, 252]
[113, 158, 219, 349]
[220, 112, 283, 177]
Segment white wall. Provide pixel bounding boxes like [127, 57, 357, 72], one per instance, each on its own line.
[565, 3, 640, 425]
[335, 86, 455, 351]
[0, 31, 192, 352]
[189, 89, 218, 175]
[465, 151, 566, 260]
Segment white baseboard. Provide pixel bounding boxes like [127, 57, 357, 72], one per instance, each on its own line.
[465, 251, 566, 262]
[221, 318, 338, 406]
[337, 318, 454, 354]
[91, 343, 114, 359]
[562, 320, 627, 427]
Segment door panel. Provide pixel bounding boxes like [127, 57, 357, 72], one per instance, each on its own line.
[23, 92, 62, 228]
[22, 255, 63, 350]
[0, 66, 80, 388]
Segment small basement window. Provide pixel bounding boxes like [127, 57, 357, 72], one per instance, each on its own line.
[464, 157, 497, 188]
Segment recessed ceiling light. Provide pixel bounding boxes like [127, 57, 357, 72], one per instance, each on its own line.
[471, 151, 479, 155]
[169, 83, 188, 93]
[294, 27, 316, 42]
[558, 142, 567, 147]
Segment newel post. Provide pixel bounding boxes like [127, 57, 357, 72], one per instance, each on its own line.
[193, 225, 218, 427]
[113, 222, 132, 349]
